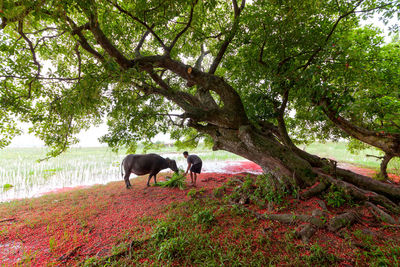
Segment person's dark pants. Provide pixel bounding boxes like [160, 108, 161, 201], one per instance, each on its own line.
[190, 163, 202, 174]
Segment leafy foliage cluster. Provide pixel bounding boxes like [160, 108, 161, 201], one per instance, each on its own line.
[227, 175, 290, 208]
[324, 184, 351, 208]
[155, 172, 186, 190]
[0, 0, 399, 160]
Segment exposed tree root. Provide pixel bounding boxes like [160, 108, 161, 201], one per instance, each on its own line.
[294, 223, 316, 243]
[229, 172, 400, 243]
[327, 211, 360, 232]
[335, 168, 400, 201]
[300, 181, 328, 199]
[315, 170, 400, 213]
[366, 202, 398, 224]
[316, 199, 328, 211]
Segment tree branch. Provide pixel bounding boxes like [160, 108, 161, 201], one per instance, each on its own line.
[301, 0, 364, 70]
[134, 25, 154, 57]
[146, 70, 199, 110]
[74, 43, 82, 80]
[355, 1, 398, 13]
[107, 0, 168, 52]
[194, 44, 210, 70]
[167, 0, 198, 53]
[34, 30, 67, 50]
[320, 98, 400, 156]
[0, 75, 79, 82]
[209, 0, 246, 74]
[87, 16, 132, 69]
[0, 0, 46, 29]
[132, 55, 248, 126]
[17, 20, 41, 98]
[66, 17, 105, 63]
[38, 116, 73, 162]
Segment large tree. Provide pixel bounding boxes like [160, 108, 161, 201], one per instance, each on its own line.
[1, 0, 400, 211]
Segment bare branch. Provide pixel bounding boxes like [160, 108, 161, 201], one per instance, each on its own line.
[74, 43, 82, 80]
[0, 75, 79, 81]
[167, 0, 198, 53]
[194, 44, 210, 70]
[366, 154, 385, 160]
[232, 0, 246, 16]
[34, 30, 67, 50]
[134, 25, 154, 57]
[27, 27, 58, 34]
[146, 70, 199, 110]
[319, 98, 400, 156]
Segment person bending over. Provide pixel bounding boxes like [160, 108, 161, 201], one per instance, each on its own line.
[183, 151, 202, 186]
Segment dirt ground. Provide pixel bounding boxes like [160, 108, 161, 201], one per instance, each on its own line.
[0, 162, 399, 266]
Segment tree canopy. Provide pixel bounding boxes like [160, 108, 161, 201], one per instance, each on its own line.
[0, 0, 399, 176]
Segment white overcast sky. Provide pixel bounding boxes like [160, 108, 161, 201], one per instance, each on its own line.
[8, 15, 397, 148]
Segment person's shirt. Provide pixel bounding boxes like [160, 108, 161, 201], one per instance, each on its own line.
[187, 154, 202, 165]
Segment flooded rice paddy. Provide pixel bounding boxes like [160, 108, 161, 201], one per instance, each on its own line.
[0, 148, 261, 202]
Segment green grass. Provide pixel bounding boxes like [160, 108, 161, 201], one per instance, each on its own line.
[305, 142, 400, 175]
[82, 199, 277, 266]
[81, 197, 400, 266]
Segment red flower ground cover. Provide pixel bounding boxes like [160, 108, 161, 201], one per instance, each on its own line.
[0, 172, 233, 265]
[0, 162, 399, 266]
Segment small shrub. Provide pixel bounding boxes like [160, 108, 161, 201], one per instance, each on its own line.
[230, 204, 248, 216]
[187, 188, 206, 199]
[213, 185, 226, 198]
[252, 174, 288, 206]
[226, 175, 254, 203]
[82, 257, 101, 267]
[303, 243, 339, 265]
[49, 236, 56, 252]
[152, 221, 178, 243]
[373, 173, 387, 181]
[157, 236, 188, 260]
[324, 185, 348, 208]
[111, 242, 128, 255]
[192, 209, 216, 229]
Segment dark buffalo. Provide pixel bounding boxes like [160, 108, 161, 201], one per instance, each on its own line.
[121, 154, 179, 188]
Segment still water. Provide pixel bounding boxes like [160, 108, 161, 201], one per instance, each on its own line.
[1, 151, 262, 202]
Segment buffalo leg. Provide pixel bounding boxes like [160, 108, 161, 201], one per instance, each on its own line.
[153, 174, 157, 184]
[147, 174, 152, 186]
[124, 172, 132, 189]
